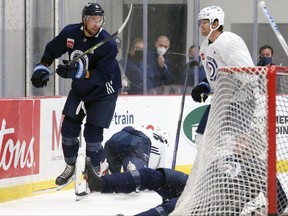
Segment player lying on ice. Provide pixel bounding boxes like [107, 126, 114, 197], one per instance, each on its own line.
[85, 157, 187, 216]
[101, 125, 172, 174]
[83, 156, 287, 216]
[82, 127, 288, 216]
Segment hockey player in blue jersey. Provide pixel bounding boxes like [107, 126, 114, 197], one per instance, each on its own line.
[30, 2, 121, 189]
[85, 157, 187, 216]
[101, 125, 172, 174]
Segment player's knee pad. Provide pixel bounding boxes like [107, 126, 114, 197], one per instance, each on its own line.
[84, 123, 103, 143]
[156, 168, 188, 199]
[61, 116, 82, 138]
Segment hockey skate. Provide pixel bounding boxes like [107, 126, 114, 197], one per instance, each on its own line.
[55, 163, 75, 191]
[75, 157, 102, 199]
[84, 157, 102, 192]
[97, 158, 110, 177]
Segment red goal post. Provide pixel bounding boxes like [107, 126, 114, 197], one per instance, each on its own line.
[171, 66, 288, 216]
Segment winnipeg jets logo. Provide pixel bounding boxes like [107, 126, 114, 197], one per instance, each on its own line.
[70, 50, 89, 70]
[206, 56, 218, 81]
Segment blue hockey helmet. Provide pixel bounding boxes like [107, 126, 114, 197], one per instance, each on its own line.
[82, 3, 104, 17]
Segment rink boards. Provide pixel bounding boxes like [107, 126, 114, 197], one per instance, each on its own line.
[0, 95, 208, 202]
[0, 95, 288, 203]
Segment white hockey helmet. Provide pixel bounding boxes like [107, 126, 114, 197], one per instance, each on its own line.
[154, 127, 171, 147]
[198, 6, 225, 26]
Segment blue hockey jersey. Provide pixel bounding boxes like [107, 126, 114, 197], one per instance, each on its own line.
[41, 23, 121, 101]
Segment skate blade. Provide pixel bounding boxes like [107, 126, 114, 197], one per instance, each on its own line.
[56, 175, 75, 191]
[75, 190, 91, 201]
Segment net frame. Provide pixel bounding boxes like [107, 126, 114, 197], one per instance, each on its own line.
[171, 66, 288, 216]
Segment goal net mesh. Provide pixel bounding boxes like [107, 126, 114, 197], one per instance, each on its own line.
[171, 66, 288, 215]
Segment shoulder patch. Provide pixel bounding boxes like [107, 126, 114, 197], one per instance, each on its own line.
[67, 38, 74, 49]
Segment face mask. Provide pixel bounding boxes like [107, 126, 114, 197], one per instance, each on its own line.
[157, 47, 167, 56]
[189, 56, 201, 63]
[257, 57, 272, 66]
[134, 50, 143, 60]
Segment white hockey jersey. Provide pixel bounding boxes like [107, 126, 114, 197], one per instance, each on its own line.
[133, 125, 173, 169]
[200, 31, 254, 91]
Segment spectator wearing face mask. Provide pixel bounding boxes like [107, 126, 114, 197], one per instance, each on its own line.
[148, 35, 173, 94]
[258, 44, 288, 94]
[119, 38, 155, 95]
[257, 45, 274, 66]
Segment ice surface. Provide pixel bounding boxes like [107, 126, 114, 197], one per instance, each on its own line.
[0, 189, 162, 215]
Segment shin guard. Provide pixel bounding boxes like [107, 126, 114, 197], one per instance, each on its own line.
[101, 168, 165, 194]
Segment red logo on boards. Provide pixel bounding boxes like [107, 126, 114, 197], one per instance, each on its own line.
[0, 100, 40, 179]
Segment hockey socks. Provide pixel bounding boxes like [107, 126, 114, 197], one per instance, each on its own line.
[101, 168, 165, 194]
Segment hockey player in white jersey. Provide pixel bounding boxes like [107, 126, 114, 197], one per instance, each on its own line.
[100, 125, 172, 174]
[189, 5, 288, 215]
[191, 5, 254, 144]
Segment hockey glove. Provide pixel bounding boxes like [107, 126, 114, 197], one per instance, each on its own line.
[191, 81, 211, 103]
[31, 63, 50, 88]
[56, 57, 86, 79]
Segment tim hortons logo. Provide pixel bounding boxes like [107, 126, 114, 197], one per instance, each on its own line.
[0, 100, 40, 179]
[0, 119, 35, 178]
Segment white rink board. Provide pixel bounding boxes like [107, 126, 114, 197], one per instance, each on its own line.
[2, 94, 288, 202]
[0, 95, 209, 190]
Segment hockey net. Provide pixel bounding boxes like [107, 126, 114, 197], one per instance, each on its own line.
[171, 66, 288, 215]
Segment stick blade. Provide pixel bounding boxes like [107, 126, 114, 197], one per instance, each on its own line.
[118, 4, 133, 34]
[258, 1, 266, 8]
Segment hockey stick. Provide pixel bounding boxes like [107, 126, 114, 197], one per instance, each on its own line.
[32, 179, 74, 195]
[172, 60, 199, 169]
[50, 3, 133, 76]
[258, 1, 288, 58]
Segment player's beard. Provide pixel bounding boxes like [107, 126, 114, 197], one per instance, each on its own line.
[84, 24, 100, 37]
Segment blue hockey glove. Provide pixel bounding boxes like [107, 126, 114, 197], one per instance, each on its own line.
[56, 57, 86, 79]
[191, 82, 211, 102]
[31, 63, 50, 88]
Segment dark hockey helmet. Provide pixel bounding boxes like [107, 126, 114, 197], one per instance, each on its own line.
[82, 3, 104, 17]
